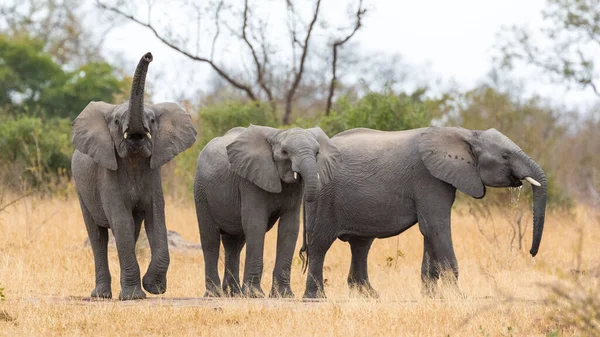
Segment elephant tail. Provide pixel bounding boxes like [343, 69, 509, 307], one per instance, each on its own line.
[299, 201, 308, 274]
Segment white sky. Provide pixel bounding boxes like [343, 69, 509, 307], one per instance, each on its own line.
[100, 0, 599, 110]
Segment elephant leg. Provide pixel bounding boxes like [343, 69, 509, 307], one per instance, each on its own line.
[79, 197, 112, 299]
[221, 233, 245, 297]
[421, 236, 440, 298]
[269, 206, 300, 298]
[110, 213, 146, 300]
[302, 234, 336, 299]
[197, 204, 222, 297]
[133, 212, 144, 243]
[347, 237, 378, 298]
[417, 203, 461, 298]
[240, 202, 268, 298]
[142, 199, 170, 295]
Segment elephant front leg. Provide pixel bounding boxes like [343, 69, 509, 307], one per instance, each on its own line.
[221, 233, 245, 296]
[80, 199, 112, 299]
[269, 208, 300, 298]
[347, 237, 378, 298]
[241, 202, 268, 298]
[142, 200, 169, 295]
[111, 215, 146, 300]
[418, 207, 462, 298]
[421, 236, 440, 298]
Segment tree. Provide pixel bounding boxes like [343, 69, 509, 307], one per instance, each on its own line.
[0, 0, 117, 67]
[0, 34, 126, 119]
[497, 0, 600, 96]
[95, 0, 367, 124]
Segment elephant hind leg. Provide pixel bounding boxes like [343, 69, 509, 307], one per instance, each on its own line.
[221, 233, 245, 297]
[347, 237, 378, 298]
[302, 234, 336, 299]
[196, 203, 222, 297]
[79, 196, 112, 299]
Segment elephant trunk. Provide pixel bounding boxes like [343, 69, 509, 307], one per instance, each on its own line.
[298, 155, 319, 202]
[128, 52, 153, 135]
[516, 152, 548, 257]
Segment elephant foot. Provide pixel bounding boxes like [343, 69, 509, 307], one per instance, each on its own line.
[223, 283, 243, 297]
[421, 282, 440, 299]
[118, 286, 147, 301]
[90, 283, 112, 299]
[269, 286, 295, 298]
[349, 283, 379, 299]
[204, 285, 222, 298]
[242, 284, 265, 298]
[142, 274, 167, 295]
[302, 288, 326, 299]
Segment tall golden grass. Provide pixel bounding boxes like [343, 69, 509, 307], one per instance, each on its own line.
[0, 194, 598, 336]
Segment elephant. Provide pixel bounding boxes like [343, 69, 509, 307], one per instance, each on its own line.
[194, 125, 341, 298]
[71, 52, 197, 300]
[300, 126, 547, 298]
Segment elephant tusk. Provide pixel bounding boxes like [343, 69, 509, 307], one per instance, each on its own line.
[524, 176, 541, 187]
[146, 132, 152, 140]
[293, 172, 298, 180]
[123, 132, 128, 139]
[317, 173, 320, 180]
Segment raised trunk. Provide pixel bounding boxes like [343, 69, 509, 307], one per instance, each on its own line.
[128, 52, 153, 134]
[299, 156, 319, 202]
[517, 152, 548, 257]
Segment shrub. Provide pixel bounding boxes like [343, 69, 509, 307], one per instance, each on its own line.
[296, 88, 445, 136]
[0, 115, 72, 189]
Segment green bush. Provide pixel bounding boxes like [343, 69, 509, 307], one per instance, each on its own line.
[0, 115, 73, 188]
[296, 89, 445, 136]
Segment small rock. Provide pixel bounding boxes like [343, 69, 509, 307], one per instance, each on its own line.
[83, 230, 201, 252]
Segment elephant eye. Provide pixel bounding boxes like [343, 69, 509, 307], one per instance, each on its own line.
[502, 153, 510, 160]
[151, 118, 155, 124]
[115, 119, 119, 125]
[281, 150, 288, 156]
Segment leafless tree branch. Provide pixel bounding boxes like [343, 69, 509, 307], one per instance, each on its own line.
[242, 0, 273, 102]
[95, 0, 258, 101]
[325, 0, 366, 115]
[283, 0, 322, 125]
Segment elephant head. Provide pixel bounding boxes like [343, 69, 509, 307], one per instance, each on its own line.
[226, 125, 341, 202]
[72, 52, 197, 170]
[418, 126, 547, 257]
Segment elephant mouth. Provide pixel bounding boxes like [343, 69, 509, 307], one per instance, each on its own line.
[509, 175, 524, 187]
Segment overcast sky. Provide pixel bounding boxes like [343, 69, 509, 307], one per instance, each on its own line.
[99, 0, 598, 110]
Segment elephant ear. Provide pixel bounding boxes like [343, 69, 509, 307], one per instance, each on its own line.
[226, 125, 282, 193]
[150, 102, 197, 169]
[309, 126, 342, 186]
[72, 101, 118, 170]
[418, 126, 485, 198]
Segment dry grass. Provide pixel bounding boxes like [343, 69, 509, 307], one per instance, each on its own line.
[0, 194, 598, 336]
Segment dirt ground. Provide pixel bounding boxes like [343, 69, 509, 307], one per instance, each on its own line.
[0, 195, 598, 336]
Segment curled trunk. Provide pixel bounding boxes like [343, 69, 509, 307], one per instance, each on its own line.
[128, 52, 153, 134]
[299, 156, 319, 202]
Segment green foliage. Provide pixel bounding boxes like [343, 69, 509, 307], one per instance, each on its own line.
[0, 34, 125, 119]
[0, 114, 73, 188]
[0, 284, 4, 301]
[297, 88, 446, 136]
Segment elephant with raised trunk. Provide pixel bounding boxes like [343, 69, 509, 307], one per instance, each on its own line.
[195, 125, 340, 298]
[301, 126, 547, 299]
[72, 53, 197, 300]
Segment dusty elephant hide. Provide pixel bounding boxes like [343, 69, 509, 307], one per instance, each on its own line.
[83, 230, 201, 252]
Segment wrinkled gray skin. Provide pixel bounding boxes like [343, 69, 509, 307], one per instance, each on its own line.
[194, 125, 340, 298]
[71, 53, 197, 300]
[301, 126, 547, 298]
